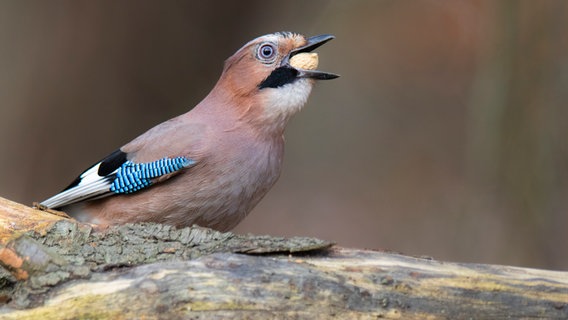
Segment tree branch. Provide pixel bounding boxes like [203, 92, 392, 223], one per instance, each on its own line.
[0, 196, 566, 319]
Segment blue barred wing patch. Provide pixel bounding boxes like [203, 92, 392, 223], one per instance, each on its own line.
[110, 157, 194, 194]
[40, 151, 196, 209]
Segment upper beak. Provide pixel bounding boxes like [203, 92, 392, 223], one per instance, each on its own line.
[283, 34, 339, 80]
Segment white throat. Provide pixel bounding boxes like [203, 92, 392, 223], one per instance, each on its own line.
[259, 79, 314, 132]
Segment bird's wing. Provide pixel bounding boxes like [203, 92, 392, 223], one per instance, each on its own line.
[40, 149, 195, 209]
[40, 116, 206, 209]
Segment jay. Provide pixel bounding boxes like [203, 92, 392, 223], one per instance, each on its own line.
[40, 32, 338, 231]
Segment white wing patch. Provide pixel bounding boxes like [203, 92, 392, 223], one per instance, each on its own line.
[40, 162, 116, 209]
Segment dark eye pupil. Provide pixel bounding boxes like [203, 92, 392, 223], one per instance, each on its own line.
[261, 45, 273, 58]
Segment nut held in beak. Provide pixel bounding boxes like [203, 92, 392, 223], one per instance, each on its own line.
[289, 52, 319, 70]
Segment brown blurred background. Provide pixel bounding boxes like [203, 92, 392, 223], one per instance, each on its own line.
[0, 1, 566, 269]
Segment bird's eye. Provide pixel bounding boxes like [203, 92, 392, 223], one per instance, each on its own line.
[257, 43, 277, 63]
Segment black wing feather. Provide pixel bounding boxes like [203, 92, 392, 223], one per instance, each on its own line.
[59, 149, 127, 193]
[98, 149, 128, 176]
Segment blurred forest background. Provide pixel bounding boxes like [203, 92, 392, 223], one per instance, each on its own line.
[0, 1, 566, 269]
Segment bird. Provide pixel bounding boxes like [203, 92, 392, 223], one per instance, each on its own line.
[39, 31, 338, 232]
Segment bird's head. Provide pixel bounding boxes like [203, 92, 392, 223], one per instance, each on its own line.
[215, 32, 338, 134]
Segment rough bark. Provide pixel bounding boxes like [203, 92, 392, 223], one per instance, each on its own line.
[0, 196, 566, 319]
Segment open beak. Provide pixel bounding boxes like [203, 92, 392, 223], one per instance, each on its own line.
[283, 34, 339, 80]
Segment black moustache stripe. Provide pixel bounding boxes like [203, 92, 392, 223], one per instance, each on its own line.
[258, 67, 298, 89]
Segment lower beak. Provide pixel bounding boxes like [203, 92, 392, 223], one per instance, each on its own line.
[284, 34, 339, 80]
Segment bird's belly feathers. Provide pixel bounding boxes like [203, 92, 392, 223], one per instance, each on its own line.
[178, 142, 283, 230]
